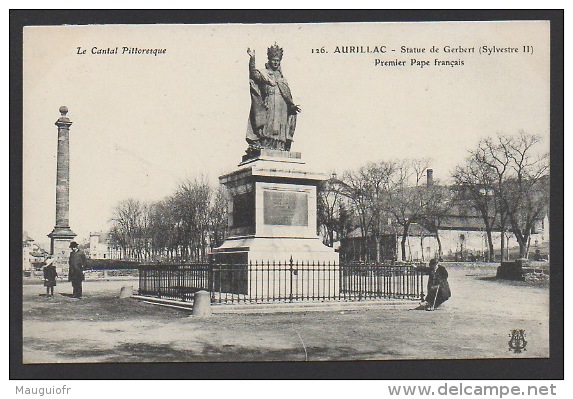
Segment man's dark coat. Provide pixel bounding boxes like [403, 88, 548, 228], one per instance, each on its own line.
[68, 250, 87, 282]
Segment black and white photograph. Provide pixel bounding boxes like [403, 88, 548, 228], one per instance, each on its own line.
[11, 10, 563, 384]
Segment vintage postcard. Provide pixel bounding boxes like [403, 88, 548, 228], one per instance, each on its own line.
[17, 16, 559, 380]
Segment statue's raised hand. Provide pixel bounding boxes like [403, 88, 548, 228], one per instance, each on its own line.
[247, 48, 255, 58]
[290, 104, 302, 114]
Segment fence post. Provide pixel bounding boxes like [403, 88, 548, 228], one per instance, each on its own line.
[208, 262, 214, 303]
[419, 268, 425, 301]
[157, 267, 162, 298]
[289, 256, 294, 303]
[338, 261, 342, 300]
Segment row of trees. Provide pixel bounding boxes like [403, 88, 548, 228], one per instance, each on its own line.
[109, 177, 227, 262]
[318, 132, 549, 262]
[318, 158, 449, 262]
[108, 132, 548, 263]
[452, 132, 549, 260]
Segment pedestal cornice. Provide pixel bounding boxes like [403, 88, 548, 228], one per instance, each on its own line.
[220, 152, 327, 187]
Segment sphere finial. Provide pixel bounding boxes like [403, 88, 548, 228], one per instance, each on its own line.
[59, 106, 68, 116]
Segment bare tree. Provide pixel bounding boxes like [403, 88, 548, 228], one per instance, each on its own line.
[386, 159, 431, 262]
[209, 186, 228, 251]
[148, 199, 178, 261]
[362, 161, 397, 262]
[317, 176, 343, 247]
[108, 176, 228, 263]
[452, 155, 499, 262]
[340, 167, 375, 261]
[336, 201, 354, 244]
[475, 132, 549, 258]
[338, 162, 399, 262]
[420, 183, 454, 260]
[173, 177, 213, 262]
[109, 198, 145, 260]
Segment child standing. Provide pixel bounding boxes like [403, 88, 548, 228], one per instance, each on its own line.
[43, 256, 58, 297]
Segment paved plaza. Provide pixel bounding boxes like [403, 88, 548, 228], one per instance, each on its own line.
[22, 266, 549, 363]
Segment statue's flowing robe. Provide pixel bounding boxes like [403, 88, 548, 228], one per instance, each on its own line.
[246, 57, 297, 150]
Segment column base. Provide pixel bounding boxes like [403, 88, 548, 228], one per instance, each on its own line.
[48, 227, 76, 276]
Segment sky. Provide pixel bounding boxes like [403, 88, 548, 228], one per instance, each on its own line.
[22, 21, 550, 246]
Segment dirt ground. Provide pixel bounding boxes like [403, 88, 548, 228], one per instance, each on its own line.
[22, 266, 549, 363]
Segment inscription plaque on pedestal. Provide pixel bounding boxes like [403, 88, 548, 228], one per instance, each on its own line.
[263, 190, 308, 226]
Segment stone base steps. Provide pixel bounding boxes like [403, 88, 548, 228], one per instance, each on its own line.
[131, 294, 417, 314]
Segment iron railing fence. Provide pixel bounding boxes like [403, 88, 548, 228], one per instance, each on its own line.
[340, 263, 424, 301]
[138, 261, 425, 304]
[138, 264, 211, 302]
[211, 261, 338, 304]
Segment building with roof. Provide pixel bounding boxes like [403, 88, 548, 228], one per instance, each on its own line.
[340, 212, 548, 263]
[88, 231, 122, 260]
[22, 231, 49, 272]
[337, 169, 549, 263]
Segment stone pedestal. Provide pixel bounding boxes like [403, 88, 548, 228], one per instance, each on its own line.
[192, 290, 213, 317]
[497, 259, 527, 281]
[214, 149, 338, 265]
[48, 231, 76, 275]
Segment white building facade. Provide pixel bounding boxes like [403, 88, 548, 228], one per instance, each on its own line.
[88, 232, 122, 260]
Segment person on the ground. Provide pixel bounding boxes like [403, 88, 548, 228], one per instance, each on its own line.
[68, 241, 87, 299]
[43, 255, 58, 297]
[420, 258, 451, 311]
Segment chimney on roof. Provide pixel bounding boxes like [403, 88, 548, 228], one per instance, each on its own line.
[427, 169, 434, 187]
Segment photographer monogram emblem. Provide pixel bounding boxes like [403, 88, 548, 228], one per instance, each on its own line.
[508, 329, 527, 353]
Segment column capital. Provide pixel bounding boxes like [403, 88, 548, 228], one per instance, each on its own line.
[55, 106, 73, 128]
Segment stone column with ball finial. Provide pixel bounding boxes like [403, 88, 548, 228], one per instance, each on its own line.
[48, 106, 77, 275]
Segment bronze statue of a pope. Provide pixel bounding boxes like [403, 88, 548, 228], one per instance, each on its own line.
[246, 44, 301, 151]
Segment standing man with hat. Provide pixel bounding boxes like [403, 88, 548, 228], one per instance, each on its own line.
[68, 241, 87, 298]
